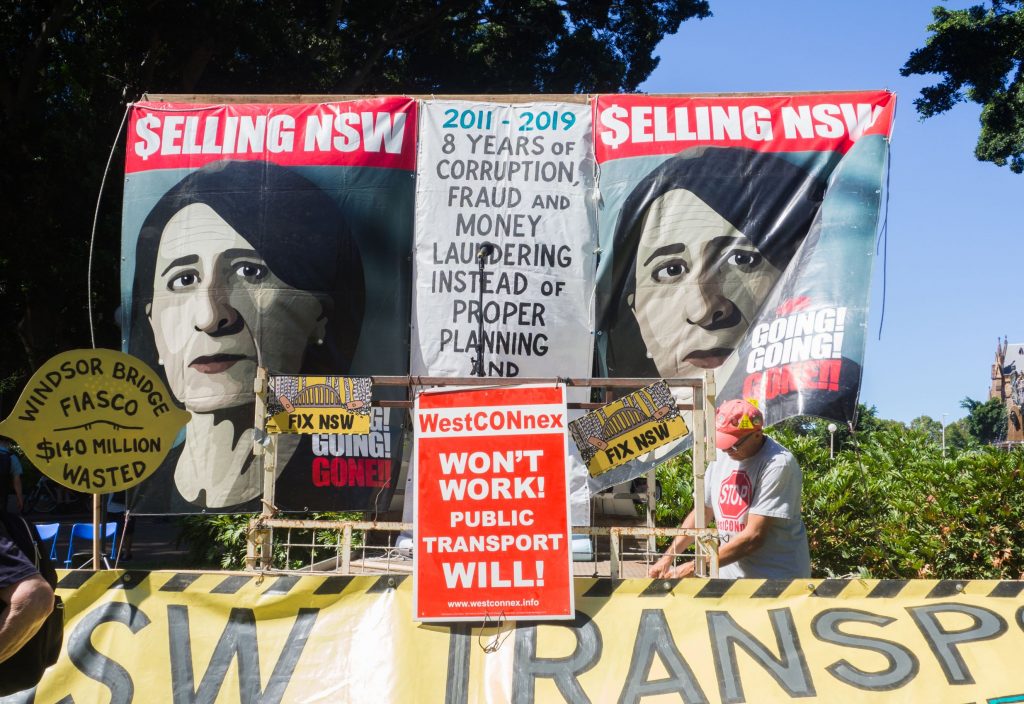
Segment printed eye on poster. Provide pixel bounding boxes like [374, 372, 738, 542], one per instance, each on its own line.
[413, 384, 574, 622]
[121, 98, 416, 514]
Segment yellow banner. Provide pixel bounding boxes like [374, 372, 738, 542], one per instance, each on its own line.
[569, 381, 689, 477]
[0, 350, 189, 493]
[265, 375, 372, 435]
[15, 571, 1024, 703]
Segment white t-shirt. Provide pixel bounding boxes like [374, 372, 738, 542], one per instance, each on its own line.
[704, 436, 810, 579]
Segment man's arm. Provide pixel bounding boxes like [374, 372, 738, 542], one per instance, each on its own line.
[657, 513, 774, 579]
[715, 513, 771, 566]
[0, 575, 55, 663]
[647, 505, 714, 578]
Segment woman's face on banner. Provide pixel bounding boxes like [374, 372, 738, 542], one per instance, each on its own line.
[632, 189, 781, 377]
[148, 203, 326, 412]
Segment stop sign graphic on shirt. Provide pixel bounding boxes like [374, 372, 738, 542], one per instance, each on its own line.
[718, 470, 752, 521]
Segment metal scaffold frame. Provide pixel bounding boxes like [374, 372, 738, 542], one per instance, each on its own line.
[246, 372, 719, 578]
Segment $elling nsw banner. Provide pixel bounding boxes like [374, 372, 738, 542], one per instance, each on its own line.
[121, 98, 416, 514]
[593, 91, 896, 438]
[414, 385, 573, 622]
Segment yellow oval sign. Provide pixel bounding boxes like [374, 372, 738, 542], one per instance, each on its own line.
[0, 349, 190, 493]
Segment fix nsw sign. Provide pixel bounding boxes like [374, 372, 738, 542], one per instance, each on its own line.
[413, 384, 573, 622]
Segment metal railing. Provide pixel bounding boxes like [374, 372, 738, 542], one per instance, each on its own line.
[247, 371, 719, 578]
[247, 518, 720, 578]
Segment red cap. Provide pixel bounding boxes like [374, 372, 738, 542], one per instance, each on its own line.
[715, 399, 764, 450]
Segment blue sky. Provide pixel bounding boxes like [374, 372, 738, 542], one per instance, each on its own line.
[640, 0, 1021, 424]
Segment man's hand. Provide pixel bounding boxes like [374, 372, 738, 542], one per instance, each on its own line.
[667, 561, 696, 579]
[647, 505, 710, 578]
[649, 557, 697, 579]
[648, 554, 674, 578]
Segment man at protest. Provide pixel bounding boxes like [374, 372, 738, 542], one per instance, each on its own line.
[0, 514, 55, 665]
[648, 399, 810, 579]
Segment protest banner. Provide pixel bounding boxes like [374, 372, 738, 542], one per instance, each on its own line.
[411, 99, 595, 379]
[19, 570, 1024, 704]
[594, 91, 894, 417]
[265, 375, 372, 435]
[591, 90, 896, 490]
[0, 349, 189, 493]
[120, 91, 896, 508]
[568, 380, 688, 477]
[122, 98, 415, 513]
[414, 384, 573, 621]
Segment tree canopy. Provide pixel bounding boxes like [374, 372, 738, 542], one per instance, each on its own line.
[901, 1, 1024, 172]
[960, 396, 1009, 443]
[0, 0, 710, 408]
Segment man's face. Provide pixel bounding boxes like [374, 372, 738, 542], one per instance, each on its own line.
[724, 430, 764, 460]
[148, 203, 325, 413]
[632, 189, 781, 377]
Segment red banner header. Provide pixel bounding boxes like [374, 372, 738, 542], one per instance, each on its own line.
[593, 91, 895, 163]
[125, 97, 417, 173]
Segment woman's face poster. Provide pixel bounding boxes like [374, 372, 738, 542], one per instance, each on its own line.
[121, 99, 416, 513]
[594, 93, 894, 414]
[588, 92, 894, 490]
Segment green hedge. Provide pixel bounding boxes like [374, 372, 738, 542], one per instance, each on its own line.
[178, 512, 363, 570]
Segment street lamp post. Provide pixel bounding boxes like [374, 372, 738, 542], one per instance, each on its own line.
[827, 423, 837, 459]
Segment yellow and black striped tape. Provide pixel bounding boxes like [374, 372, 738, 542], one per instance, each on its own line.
[56, 569, 407, 597]
[55, 570, 1024, 601]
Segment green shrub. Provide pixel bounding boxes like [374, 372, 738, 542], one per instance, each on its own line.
[178, 512, 364, 570]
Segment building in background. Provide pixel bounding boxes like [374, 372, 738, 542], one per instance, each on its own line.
[991, 338, 1024, 443]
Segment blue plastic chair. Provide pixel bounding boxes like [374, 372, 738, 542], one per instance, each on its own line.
[65, 522, 117, 568]
[34, 522, 60, 562]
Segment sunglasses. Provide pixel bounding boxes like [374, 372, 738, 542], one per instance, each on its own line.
[726, 431, 757, 453]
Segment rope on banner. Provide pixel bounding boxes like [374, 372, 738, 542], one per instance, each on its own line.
[479, 611, 512, 653]
[876, 139, 893, 340]
[85, 101, 131, 571]
[87, 103, 131, 349]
